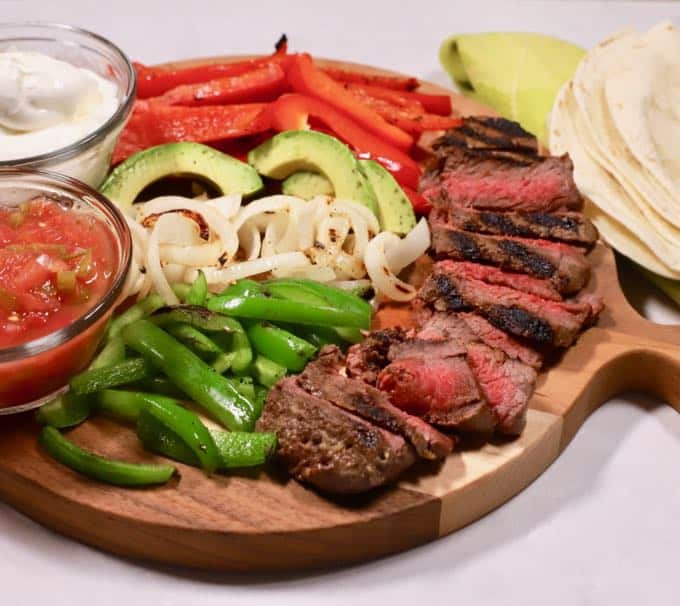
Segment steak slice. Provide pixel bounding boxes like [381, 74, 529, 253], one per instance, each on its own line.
[429, 223, 590, 295]
[432, 116, 538, 156]
[346, 328, 406, 385]
[439, 207, 598, 247]
[298, 347, 454, 460]
[421, 146, 583, 213]
[408, 312, 536, 435]
[465, 342, 536, 435]
[417, 310, 543, 369]
[377, 355, 497, 432]
[425, 259, 564, 301]
[257, 378, 415, 494]
[417, 261, 593, 347]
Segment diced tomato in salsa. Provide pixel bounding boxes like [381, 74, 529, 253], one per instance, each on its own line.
[0, 198, 117, 349]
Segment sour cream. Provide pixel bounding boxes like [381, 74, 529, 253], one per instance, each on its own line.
[0, 51, 119, 161]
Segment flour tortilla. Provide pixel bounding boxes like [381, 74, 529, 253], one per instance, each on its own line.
[549, 80, 680, 278]
[606, 21, 680, 217]
[570, 27, 680, 242]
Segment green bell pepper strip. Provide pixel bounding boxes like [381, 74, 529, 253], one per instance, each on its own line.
[151, 305, 241, 333]
[165, 323, 224, 360]
[218, 279, 265, 298]
[141, 393, 220, 473]
[36, 392, 91, 428]
[137, 407, 198, 465]
[212, 351, 236, 374]
[90, 336, 126, 369]
[277, 322, 352, 348]
[207, 295, 370, 328]
[250, 354, 287, 388]
[332, 326, 364, 344]
[96, 389, 146, 422]
[150, 305, 252, 374]
[171, 282, 192, 302]
[263, 278, 372, 318]
[107, 294, 165, 339]
[40, 426, 176, 487]
[185, 270, 208, 306]
[128, 376, 185, 399]
[98, 390, 219, 473]
[122, 320, 258, 431]
[210, 429, 277, 469]
[246, 321, 316, 371]
[70, 358, 154, 395]
[138, 410, 277, 469]
[211, 330, 252, 375]
[225, 375, 256, 400]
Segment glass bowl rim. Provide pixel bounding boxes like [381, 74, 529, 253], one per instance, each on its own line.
[0, 21, 137, 167]
[0, 167, 132, 363]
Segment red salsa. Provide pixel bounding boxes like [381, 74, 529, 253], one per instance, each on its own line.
[0, 197, 117, 349]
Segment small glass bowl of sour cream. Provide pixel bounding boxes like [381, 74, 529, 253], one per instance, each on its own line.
[0, 22, 136, 188]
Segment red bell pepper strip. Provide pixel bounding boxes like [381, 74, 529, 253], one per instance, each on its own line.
[342, 83, 453, 116]
[320, 65, 419, 91]
[157, 63, 287, 106]
[134, 55, 290, 99]
[402, 186, 432, 215]
[285, 54, 413, 151]
[341, 85, 461, 135]
[267, 93, 420, 189]
[112, 101, 271, 164]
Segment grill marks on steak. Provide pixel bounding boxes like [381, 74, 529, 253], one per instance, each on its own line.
[418, 261, 591, 347]
[256, 378, 415, 494]
[429, 220, 590, 295]
[298, 346, 454, 460]
[441, 207, 597, 247]
[417, 311, 543, 370]
[432, 116, 538, 156]
[426, 259, 564, 302]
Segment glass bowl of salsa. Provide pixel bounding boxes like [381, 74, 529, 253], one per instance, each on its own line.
[0, 168, 131, 414]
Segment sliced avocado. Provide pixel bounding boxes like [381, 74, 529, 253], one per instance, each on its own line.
[101, 142, 263, 208]
[359, 159, 416, 235]
[248, 131, 379, 217]
[282, 171, 334, 199]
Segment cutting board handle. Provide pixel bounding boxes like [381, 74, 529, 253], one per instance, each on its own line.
[533, 326, 679, 447]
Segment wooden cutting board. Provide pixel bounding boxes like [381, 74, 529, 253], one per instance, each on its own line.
[0, 58, 678, 573]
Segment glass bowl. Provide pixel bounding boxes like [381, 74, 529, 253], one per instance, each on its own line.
[0, 22, 136, 188]
[0, 168, 131, 414]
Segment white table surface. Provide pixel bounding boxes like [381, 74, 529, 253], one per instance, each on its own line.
[3, 1, 680, 604]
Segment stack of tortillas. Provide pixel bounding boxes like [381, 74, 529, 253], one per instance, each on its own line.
[549, 21, 680, 279]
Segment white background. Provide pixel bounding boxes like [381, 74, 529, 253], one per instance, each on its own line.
[2, 1, 680, 604]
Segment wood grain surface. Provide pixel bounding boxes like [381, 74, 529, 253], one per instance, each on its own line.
[0, 58, 677, 573]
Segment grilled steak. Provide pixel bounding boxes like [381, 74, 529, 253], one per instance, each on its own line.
[465, 342, 535, 435]
[438, 207, 597, 247]
[409, 312, 536, 434]
[346, 328, 406, 385]
[432, 116, 538, 156]
[417, 261, 595, 347]
[377, 356, 497, 432]
[257, 378, 415, 494]
[417, 311, 543, 369]
[298, 346, 454, 460]
[387, 336, 467, 360]
[429, 222, 590, 295]
[424, 259, 563, 302]
[421, 146, 583, 213]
